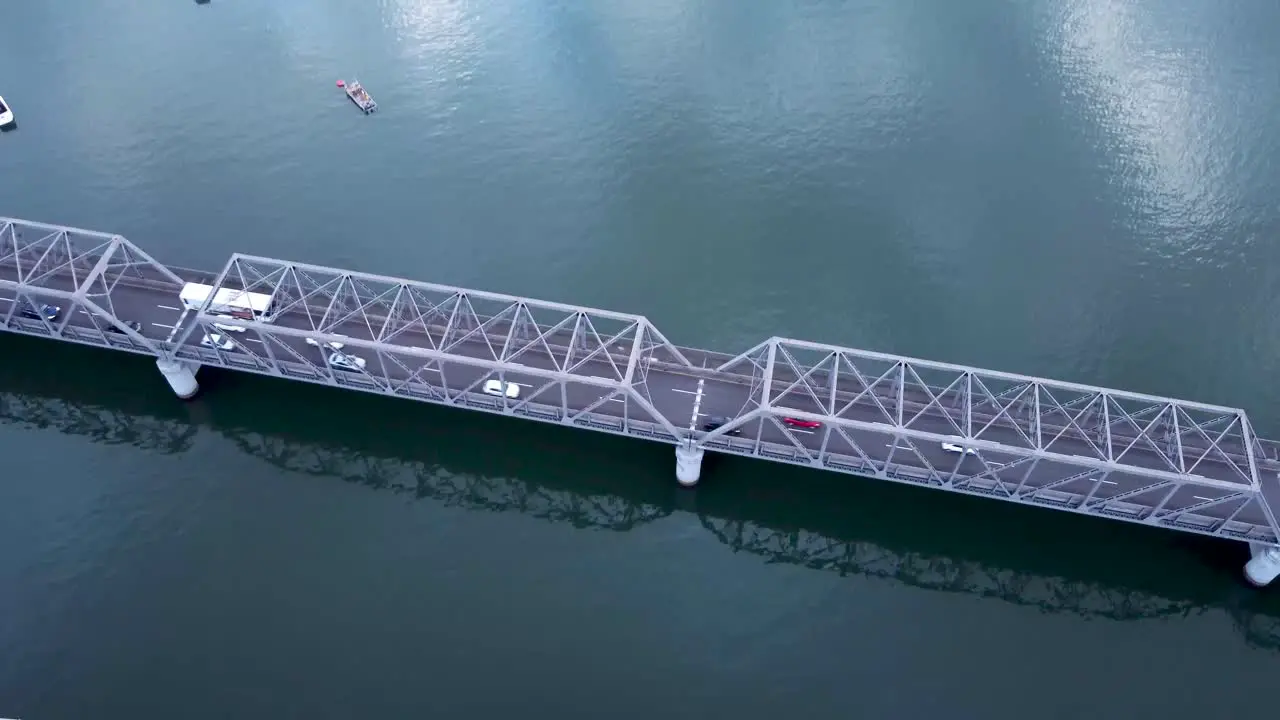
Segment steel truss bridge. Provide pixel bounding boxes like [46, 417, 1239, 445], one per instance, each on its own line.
[4, 216, 1280, 557]
[2, 383, 1277, 647]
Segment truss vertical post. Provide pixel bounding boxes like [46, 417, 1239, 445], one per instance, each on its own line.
[964, 372, 973, 439]
[760, 340, 777, 409]
[827, 356, 839, 415]
[623, 319, 648, 385]
[895, 362, 905, 427]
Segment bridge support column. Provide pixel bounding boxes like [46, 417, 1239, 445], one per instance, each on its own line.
[675, 443, 704, 487]
[156, 358, 200, 400]
[1245, 543, 1280, 587]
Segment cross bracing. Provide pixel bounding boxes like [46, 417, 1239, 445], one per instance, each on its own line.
[701, 337, 1278, 542]
[2, 215, 1280, 547]
[0, 216, 181, 354]
[170, 253, 698, 443]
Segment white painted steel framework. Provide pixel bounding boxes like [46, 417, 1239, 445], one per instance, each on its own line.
[170, 253, 698, 443]
[0, 217, 182, 354]
[702, 338, 1280, 543]
[3, 215, 1280, 549]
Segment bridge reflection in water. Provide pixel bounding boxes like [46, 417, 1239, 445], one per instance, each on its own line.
[2, 344, 1278, 650]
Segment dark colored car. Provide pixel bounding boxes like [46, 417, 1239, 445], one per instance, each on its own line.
[702, 416, 742, 436]
[782, 417, 822, 429]
[18, 301, 61, 322]
[106, 320, 144, 334]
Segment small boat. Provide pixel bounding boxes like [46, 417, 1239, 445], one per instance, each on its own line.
[0, 95, 13, 127]
[337, 79, 376, 114]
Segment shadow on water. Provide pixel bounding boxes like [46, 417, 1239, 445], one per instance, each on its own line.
[2, 334, 1279, 650]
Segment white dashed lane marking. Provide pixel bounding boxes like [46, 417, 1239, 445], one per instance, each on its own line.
[686, 378, 706, 431]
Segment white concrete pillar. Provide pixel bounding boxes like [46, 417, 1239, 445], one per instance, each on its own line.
[675, 443, 704, 487]
[156, 358, 200, 400]
[1245, 542, 1280, 587]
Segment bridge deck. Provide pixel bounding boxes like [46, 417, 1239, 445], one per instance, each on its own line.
[2, 216, 1278, 546]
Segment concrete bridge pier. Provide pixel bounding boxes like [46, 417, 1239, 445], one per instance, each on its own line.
[675, 443, 704, 487]
[1245, 543, 1280, 586]
[156, 358, 201, 400]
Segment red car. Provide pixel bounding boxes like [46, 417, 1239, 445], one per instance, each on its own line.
[782, 417, 822, 429]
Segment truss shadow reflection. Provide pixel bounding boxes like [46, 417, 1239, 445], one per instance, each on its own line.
[1, 340, 1279, 650]
[231, 430, 671, 531]
[0, 389, 197, 454]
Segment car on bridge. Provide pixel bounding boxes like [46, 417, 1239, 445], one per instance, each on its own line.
[702, 416, 743, 436]
[201, 333, 236, 351]
[328, 352, 367, 372]
[483, 379, 520, 399]
[305, 337, 346, 351]
[941, 442, 979, 456]
[17, 301, 60, 322]
[106, 320, 144, 335]
[782, 417, 822, 429]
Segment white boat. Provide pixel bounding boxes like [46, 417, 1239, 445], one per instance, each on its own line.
[0, 95, 13, 127]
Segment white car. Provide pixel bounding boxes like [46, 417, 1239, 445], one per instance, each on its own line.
[328, 352, 366, 372]
[201, 333, 236, 351]
[0, 95, 13, 127]
[941, 442, 978, 456]
[483, 379, 520, 399]
[306, 337, 346, 351]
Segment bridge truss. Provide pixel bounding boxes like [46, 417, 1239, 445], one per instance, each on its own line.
[703, 338, 1280, 544]
[172, 253, 699, 442]
[0, 216, 180, 354]
[3, 215, 1280, 548]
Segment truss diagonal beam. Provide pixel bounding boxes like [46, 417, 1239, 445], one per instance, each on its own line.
[751, 337, 1262, 490]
